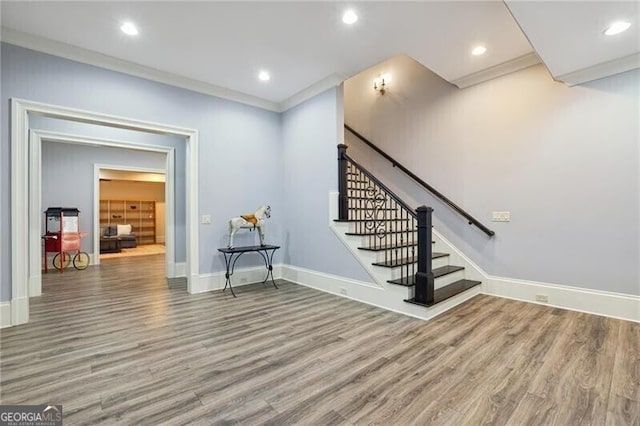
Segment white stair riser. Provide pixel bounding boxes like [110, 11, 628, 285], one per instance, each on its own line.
[384, 257, 450, 280]
[370, 249, 415, 263]
[435, 269, 466, 289]
[329, 191, 481, 321]
[347, 223, 416, 233]
[355, 235, 417, 245]
[432, 256, 450, 269]
[346, 200, 406, 208]
[345, 215, 411, 224]
[392, 271, 467, 300]
[365, 244, 417, 260]
[370, 246, 449, 262]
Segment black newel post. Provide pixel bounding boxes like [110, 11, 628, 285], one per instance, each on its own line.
[338, 144, 349, 220]
[415, 206, 434, 305]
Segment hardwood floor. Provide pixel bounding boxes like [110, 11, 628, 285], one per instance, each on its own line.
[1, 254, 638, 425]
[99, 244, 166, 260]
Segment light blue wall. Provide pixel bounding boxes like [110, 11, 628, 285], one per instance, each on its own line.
[281, 88, 372, 282]
[345, 59, 640, 296]
[1, 43, 283, 301]
[33, 115, 187, 262]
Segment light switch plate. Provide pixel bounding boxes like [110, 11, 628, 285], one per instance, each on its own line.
[201, 215, 211, 224]
[492, 211, 511, 222]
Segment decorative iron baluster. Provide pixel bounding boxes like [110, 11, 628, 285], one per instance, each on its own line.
[338, 146, 433, 301]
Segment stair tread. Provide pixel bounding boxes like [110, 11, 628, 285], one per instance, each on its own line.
[347, 207, 398, 211]
[345, 230, 416, 236]
[404, 279, 482, 306]
[358, 241, 417, 251]
[386, 265, 465, 286]
[334, 218, 412, 223]
[372, 253, 449, 268]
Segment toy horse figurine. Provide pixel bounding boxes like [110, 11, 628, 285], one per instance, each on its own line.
[228, 205, 271, 249]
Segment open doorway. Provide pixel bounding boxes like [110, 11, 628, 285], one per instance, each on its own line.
[31, 130, 179, 300]
[13, 99, 196, 326]
[98, 168, 166, 261]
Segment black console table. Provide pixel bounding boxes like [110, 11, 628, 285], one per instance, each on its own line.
[217, 245, 280, 297]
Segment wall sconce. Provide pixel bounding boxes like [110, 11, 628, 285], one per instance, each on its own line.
[373, 74, 391, 95]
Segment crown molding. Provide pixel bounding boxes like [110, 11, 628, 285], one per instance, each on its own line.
[555, 52, 640, 87]
[279, 73, 347, 112]
[451, 52, 541, 89]
[1, 27, 281, 112]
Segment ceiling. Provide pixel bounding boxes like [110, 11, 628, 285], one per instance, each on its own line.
[1, 1, 638, 111]
[506, 1, 640, 85]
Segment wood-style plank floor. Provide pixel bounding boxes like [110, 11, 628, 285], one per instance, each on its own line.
[1, 254, 638, 425]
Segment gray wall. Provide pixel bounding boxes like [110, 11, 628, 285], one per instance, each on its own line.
[1, 43, 283, 301]
[282, 88, 372, 282]
[345, 55, 640, 296]
[41, 141, 167, 256]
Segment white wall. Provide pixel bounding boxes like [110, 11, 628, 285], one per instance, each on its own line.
[345, 55, 640, 296]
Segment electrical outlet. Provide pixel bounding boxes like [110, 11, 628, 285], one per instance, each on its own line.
[339, 287, 347, 295]
[535, 294, 549, 303]
[201, 215, 211, 224]
[492, 211, 511, 222]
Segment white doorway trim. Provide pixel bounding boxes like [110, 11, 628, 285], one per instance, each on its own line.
[93, 163, 172, 269]
[11, 98, 199, 326]
[29, 129, 177, 297]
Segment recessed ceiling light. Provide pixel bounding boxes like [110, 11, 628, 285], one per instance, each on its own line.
[471, 45, 487, 56]
[258, 70, 271, 81]
[342, 10, 358, 25]
[604, 21, 631, 36]
[120, 22, 139, 36]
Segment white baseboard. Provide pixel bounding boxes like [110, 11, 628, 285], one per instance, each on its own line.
[193, 265, 284, 294]
[29, 274, 42, 297]
[432, 228, 639, 323]
[281, 264, 481, 321]
[167, 261, 187, 278]
[175, 262, 186, 277]
[486, 276, 639, 323]
[11, 297, 29, 326]
[330, 192, 639, 323]
[167, 261, 176, 278]
[0, 302, 12, 328]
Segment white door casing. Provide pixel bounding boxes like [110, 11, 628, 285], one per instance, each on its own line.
[11, 98, 199, 326]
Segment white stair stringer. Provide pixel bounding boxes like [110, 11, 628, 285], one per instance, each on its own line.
[328, 192, 482, 321]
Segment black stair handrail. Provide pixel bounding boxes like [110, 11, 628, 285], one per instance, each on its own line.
[342, 151, 416, 218]
[345, 124, 495, 237]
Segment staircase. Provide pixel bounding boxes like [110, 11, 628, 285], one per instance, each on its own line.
[333, 142, 485, 312]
